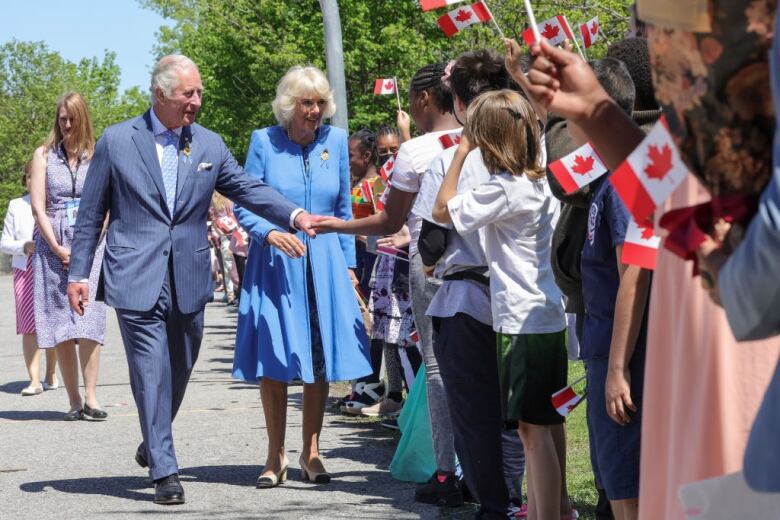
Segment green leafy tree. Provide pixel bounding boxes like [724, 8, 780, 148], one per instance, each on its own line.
[0, 40, 147, 217]
[141, 0, 633, 161]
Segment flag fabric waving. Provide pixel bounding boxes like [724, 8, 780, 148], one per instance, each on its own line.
[552, 383, 585, 417]
[621, 216, 660, 270]
[579, 16, 600, 48]
[547, 142, 608, 194]
[420, 0, 465, 11]
[374, 78, 397, 95]
[610, 116, 690, 224]
[522, 15, 574, 47]
[439, 132, 462, 149]
[437, 1, 492, 37]
[378, 155, 396, 182]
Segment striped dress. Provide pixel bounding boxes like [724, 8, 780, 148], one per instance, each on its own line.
[13, 252, 35, 335]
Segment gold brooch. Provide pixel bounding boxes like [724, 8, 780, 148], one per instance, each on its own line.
[320, 149, 329, 162]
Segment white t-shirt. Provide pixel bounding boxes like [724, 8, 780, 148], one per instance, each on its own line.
[448, 171, 565, 334]
[417, 147, 493, 325]
[390, 128, 462, 256]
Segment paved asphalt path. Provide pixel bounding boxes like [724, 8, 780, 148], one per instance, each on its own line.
[0, 274, 475, 519]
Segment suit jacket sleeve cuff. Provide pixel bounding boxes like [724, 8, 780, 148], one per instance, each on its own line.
[289, 208, 305, 230]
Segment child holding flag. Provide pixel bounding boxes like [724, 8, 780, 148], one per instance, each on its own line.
[565, 58, 651, 520]
[315, 62, 463, 506]
[432, 90, 566, 520]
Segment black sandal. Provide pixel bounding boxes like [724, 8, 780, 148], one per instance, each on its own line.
[63, 409, 83, 421]
[82, 404, 108, 420]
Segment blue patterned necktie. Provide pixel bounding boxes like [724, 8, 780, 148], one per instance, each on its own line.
[160, 130, 179, 215]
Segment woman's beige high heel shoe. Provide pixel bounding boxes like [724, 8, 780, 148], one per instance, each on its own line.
[299, 454, 331, 484]
[256, 457, 289, 488]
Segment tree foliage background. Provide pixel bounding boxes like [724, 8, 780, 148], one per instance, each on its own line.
[0, 0, 633, 232]
[142, 0, 634, 160]
[0, 41, 147, 219]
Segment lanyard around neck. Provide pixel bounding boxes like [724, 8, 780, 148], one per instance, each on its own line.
[60, 144, 82, 199]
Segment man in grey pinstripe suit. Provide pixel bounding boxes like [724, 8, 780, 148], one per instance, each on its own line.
[67, 55, 318, 505]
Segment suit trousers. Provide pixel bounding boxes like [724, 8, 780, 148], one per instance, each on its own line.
[433, 313, 509, 519]
[115, 264, 204, 480]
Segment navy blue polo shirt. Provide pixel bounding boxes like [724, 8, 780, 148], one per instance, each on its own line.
[580, 177, 643, 360]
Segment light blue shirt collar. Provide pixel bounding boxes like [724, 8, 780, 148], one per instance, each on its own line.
[150, 107, 182, 138]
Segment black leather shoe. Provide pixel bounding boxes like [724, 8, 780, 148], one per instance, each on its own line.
[135, 444, 148, 468]
[154, 474, 184, 505]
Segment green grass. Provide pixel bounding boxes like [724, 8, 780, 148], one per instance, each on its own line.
[564, 361, 598, 519]
[330, 361, 599, 518]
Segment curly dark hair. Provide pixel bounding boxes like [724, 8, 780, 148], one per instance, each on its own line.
[606, 37, 658, 111]
[449, 49, 511, 106]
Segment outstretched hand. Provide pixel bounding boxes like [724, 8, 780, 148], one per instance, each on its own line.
[311, 216, 346, 234]
[526, 40, 608, 124]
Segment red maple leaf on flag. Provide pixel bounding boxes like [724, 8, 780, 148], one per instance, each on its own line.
[455, 9, 472, 22]
[384, 80, 394, 90]
[638, 219, 655, 240]
[541, 23, 560, 40]
[590, 21, 599, 35]
[644, 144, 674, 180]
[571, 155, 594, 175]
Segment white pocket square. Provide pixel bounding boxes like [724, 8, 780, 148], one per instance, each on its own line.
[197, 162, 213, 171]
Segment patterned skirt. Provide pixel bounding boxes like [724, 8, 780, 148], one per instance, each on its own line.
[13, 255, 35, 335]
[369, 254, 416, 346]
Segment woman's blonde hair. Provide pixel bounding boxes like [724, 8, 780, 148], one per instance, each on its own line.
[44, 91, 95, 160]
[466, 89, 544, 179]
[271, 66, 336, 128]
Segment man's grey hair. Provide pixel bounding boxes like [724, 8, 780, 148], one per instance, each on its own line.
[150, 55, 198, 104]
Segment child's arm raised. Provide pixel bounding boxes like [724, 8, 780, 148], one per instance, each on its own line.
[432, 136, 473, 225]
[605, 249, 651, 426]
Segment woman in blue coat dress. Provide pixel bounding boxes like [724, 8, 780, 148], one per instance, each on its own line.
[233, 66, 371, 488]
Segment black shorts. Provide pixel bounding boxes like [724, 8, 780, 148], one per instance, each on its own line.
[496, 331, 568, 425]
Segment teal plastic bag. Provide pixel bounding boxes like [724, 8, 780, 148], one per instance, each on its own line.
[389, 365, 436, 483]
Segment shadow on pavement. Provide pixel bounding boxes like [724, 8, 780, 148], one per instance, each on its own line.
[0, 410, 65, 421]
[0, 380, 32, 395]
[20, 475, 151, 502]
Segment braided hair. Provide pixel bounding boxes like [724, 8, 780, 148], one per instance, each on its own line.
[349, 128, 377, 163]
[409, 62, 454, 114]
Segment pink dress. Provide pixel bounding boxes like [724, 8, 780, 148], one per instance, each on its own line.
[638, 176, 780, 520]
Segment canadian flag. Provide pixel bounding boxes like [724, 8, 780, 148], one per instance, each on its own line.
[378, 155, 395, 182]
[621, 216, 660, 270]
[552, 383, 585, 417]
[439, 132, 462, 149]
[374, 78, 397, 95]
[420, 0, 465, 11]
[610, 116, 689, 224]
[522, 15, 575, 47]
[547, 142, 608, 194]
[579, 16, 600, 48]
[437, 1, 492, 38]
[360, 180, 374, 206]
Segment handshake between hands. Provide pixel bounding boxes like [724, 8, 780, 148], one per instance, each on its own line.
[268, 211, 347, 259]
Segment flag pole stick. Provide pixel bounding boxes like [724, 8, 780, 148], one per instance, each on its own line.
[522, 0, 541, 43]
[394, 77, 402, 112]
[563, 15, 587, 61]
[482, 1, 506, 40]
